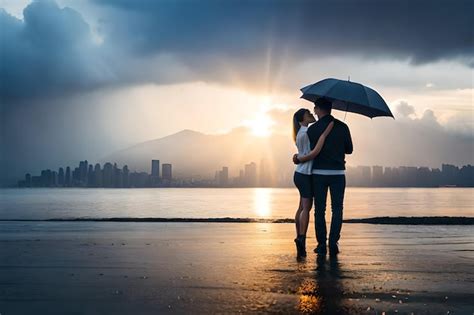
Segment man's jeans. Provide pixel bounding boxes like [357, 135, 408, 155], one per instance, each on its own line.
[312, 174, 346, 246]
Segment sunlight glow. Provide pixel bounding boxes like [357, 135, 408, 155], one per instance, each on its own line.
[249, 112, 274, 137]
[242, 96, 277, 137]
[254, 188, 271, 217]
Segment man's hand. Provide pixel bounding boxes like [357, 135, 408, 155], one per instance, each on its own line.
[293, 154, 301, 165]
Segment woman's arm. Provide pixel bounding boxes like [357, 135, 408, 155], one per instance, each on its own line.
[298, 121, 334, 163]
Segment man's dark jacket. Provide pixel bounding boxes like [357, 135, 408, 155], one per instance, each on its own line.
[307, 114, 353, 171]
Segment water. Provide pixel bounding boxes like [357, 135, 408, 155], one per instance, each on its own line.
[1, 187, 472, 220]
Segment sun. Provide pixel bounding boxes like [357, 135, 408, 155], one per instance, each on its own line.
[250, 112, 274, 137]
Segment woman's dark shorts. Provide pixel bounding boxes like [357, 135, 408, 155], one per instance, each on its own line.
[293, 172, 313, 199]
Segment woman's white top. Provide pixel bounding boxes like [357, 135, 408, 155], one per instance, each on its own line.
[295, 125, 313, 175]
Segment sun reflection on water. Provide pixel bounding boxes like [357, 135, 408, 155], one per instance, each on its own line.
[254, 188, 271, 217]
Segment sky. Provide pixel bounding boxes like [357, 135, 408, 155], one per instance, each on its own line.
[0, 0, 473, 185]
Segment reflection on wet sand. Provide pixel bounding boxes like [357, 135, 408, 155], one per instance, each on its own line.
[1, 222, 472, 314]
[297, 255, 345, 314]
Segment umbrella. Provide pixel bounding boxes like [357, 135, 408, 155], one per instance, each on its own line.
[300, 78, 394, 118]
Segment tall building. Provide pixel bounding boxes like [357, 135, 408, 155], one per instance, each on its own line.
[259, 159, 274, 186]
[52, 171, 58, 186]
[442, 164, 459, 185]
[114, 166, 123, 188]
[58, 167, 64, 187]
[65, 166, 71, 187]
[72, 167, 80, 186]
[162, 164, 172, 181]
[151, 160, 160, 177]
[25, 173, 32, 187]
[217, 166, 228, 186]
[244, 162, 257, 187]
[151, 160, 160, 186]
[79, 160, 88, 185]
[86, 165, 93, 187]
[372, 165, 383, 186]
[122, 165, 129, 188]
[357, 166, 371, 186]
[103, 163, 113, 187]
[94, 163, 102, 187]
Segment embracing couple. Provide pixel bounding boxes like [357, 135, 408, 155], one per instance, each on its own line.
[292, 97, 353, 259]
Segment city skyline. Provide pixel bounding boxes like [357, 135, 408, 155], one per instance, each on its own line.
[17, 159, 474, 189]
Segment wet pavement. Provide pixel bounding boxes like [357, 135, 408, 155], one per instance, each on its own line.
[0, 222, 473, 314]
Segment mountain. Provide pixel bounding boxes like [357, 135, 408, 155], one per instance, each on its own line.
[101, 128, 295, 181]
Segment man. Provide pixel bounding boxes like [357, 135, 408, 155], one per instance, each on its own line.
[294, 97, 353, 255]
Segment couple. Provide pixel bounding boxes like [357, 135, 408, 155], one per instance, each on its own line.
[292, 97, 353, 258]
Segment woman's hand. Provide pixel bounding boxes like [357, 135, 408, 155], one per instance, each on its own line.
[293, 154, 301, 165]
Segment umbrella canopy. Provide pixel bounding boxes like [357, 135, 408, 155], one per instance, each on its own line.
[300, 78, 394, 118]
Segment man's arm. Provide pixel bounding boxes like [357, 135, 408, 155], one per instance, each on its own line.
[298, 122, 334, 162]
[344, 124, 353, 154]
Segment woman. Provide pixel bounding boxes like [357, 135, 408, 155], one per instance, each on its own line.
[293, 108, 334, 258]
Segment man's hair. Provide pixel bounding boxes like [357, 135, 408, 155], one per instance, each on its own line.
[314, 97, 332, 112]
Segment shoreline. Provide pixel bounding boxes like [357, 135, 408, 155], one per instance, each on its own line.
[1, 216, 473, 225]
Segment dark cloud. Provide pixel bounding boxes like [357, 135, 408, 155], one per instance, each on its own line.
[0, 1, 113, 101]
[1, 0, 472, 101]
[94, 0, 473, 64]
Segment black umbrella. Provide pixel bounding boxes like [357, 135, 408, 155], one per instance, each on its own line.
[301, 78, 394, 118]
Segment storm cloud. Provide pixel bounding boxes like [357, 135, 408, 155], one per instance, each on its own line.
[94, 0, 473, 65]
[1, 0, 473, 101]
[0, 1, 115, 102]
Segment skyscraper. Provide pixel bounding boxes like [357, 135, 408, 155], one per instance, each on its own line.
[162, 164, 172, 181]
[372, 165, 383, 186]
[87, 165, 94, 187]
[58, 167, 64, 187]
[217, 166, 229, 186]
[79, 160, 88, 186]
[151, 160, 160, 177]
[244, 162, 257, 187]
[103, 163, 113, 187]
[151, 160, 160, 186]
[94, 163, 102, 187]
[65, 167, 71, 187]
[122, 165, 129, 188]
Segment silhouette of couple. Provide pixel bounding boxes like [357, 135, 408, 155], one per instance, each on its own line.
[292, 97, 353, 258]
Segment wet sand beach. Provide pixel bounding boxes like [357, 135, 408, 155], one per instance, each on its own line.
[0, 221, 473, 314]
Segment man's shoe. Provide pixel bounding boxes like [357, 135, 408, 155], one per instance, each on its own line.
[329, 242, 339, 255]
[294, 237, 307, 258]
[313, 244, 327, 255]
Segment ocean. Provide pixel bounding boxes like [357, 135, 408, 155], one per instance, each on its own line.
[1, 187, 472, 220]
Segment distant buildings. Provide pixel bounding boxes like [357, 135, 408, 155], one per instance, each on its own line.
[346, 164, 473, 187]
[18, 159, 174, 188]
[17, 160, 474, 188]
[162, 164, 172, 181]
[151, 160, 160, 177]
[215, 167, 229, 187]
[244, 162, 257, 187]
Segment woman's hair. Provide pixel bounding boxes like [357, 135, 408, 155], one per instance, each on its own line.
[293, 108, 309, 142]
